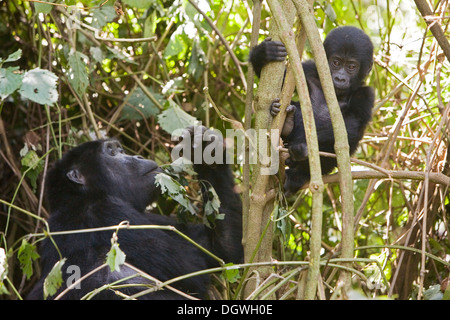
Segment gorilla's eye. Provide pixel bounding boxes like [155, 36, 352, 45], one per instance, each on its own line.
[332, 59, 341, 67]
[347, 64, 356, 71]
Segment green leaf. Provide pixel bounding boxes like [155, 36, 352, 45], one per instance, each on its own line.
[274, 205, 290, 242]
[106, 243, 126, 272]
[324, 3, 337, 22]
[166, 157, 197, 176]
[91, 6, 117, 29]
[89, 47, 104, 64]
[157, 100, 198, 135]
[155, 172, 196, 215]
[20, 147, 41, 169]
[17, 240, 40, 280]
[203, 186, 222, 227]
[188, 39, 206, 81]
[67, 51, 89, 98]
[43, 259, 66, 299]
[122, 0, 156, 9]
[20, 147, 44, 192]
[0, 66, 23, 101]
[1, 49, 22, 64]
[204, 187, 221, 216]
[155, 172, 185, 196]
[223, 263, 240, 283]
[19, 68, 58, 105]
[163, 26, 188, 60]
[443, 283, 450, 300]
[34, 0, 54, 14]
[121, 87, 162, 120]
[143, 10, 157, 38]
[423, 284, 443, 300]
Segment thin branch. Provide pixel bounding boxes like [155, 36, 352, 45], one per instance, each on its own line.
[243, 0, 262, 255]
[414, 0, 450, 62]
[318, 169, 450, 187]
[267, 0, 324, 300]
[293, 0, 355, 296]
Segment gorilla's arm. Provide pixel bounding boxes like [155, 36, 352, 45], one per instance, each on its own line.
[249, 38, 287, 77]
[194, 162, 243, 263]
[173, 126, 243, 264]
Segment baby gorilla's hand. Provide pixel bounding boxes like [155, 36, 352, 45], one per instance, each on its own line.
[270, 98, 296, 137]
[260, 37, 287, 63]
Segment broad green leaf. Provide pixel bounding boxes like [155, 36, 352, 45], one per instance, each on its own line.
[122, 0, 156, 9]
[324, 3, 337, 22]
[91, 6, 117, 29]
[423, 284, 443, 300]
[274, 205, 290, 242]
[67, 51, 89, 98]
[34, 0, 54, 14]
[188, 40, 206, 81]
[17, 240, 40, 280]
[163, 26, 188, 59]
[155, 172, 185, 196]
[185, 0, 211, 18]
[143, 10, 157, 38]
[155, 172, 196, 215]
[223, 263, 240, 283]
[20, 147, 44, 192]
[106, 243, 126, 272]
[157, 101, 198, 135]
[0, 67, 23, 101]
[166, 157, 197, 176]
[19, 68, 58, 105]
[89, 47, 104, 64]
[121, 87, 162, 120]
[203, 186, 222, 227]
[2, 49, 22, 64]
[20, 147, 41, 169]
[43, 259, 66, 299]
[204, 186, 221, 215]
[444, 283, 450, 300]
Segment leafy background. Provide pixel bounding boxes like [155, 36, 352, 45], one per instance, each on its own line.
[0, 0, 449, 299]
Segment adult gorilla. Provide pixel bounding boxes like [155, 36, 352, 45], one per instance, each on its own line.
[27, 126, 242, 300]
[250, 26, 375, 194]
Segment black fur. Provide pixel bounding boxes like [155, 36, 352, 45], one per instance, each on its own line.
[27, 129, 242, 299]
[249, 26, 374, 194]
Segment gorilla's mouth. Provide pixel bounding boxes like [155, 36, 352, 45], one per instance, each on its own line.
[333, 82, 350, 91]
[144, 166, 162, 176]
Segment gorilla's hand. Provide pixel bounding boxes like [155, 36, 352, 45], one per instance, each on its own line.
[172, 125, 226, 168]
[270, 98, 296, 137]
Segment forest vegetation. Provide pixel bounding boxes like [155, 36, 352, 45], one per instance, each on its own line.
[0, 0, 449, 300]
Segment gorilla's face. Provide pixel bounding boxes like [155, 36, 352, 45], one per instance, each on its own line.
[46, 140, 161, 213]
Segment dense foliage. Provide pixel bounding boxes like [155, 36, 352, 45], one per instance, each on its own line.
[0, 0, 449, 300]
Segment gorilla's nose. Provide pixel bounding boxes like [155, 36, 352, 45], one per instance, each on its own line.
[334, 76, 346, 83]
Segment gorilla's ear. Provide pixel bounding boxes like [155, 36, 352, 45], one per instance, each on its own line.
[66, 169, 86, 185]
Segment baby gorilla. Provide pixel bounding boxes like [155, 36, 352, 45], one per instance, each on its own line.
[27, 127, 242, 299]
[249, 26, 374, 194]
